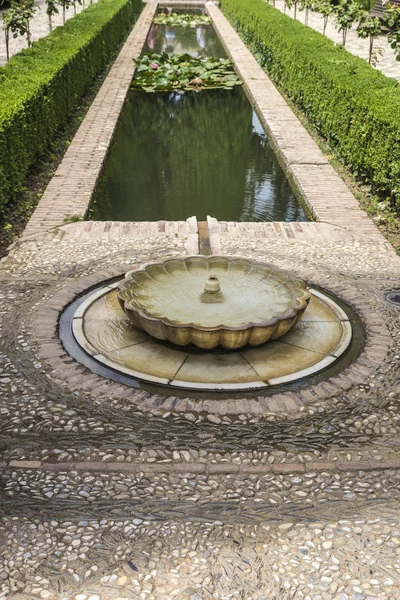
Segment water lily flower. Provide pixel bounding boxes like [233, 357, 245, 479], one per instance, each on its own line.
[151, 62, 158, 69]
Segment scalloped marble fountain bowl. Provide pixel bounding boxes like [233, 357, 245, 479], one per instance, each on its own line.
[117, 256, 311, 350]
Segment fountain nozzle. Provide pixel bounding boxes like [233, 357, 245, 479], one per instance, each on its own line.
[204, 275, 221, 294]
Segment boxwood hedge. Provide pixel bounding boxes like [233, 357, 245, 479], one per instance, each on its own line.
[221, 0, 400, 210]
[0, 0, 142, 215]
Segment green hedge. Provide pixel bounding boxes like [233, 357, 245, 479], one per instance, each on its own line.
[221, 0, 400, 209]
[0, 0, 142, 214]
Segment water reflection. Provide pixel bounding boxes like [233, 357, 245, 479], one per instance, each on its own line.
[89, 14, 306, 223]
[143, 22, 226, 58]
[90, 87, 306, 223]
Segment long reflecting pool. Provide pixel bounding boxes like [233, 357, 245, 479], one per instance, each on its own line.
[89, 18, 307, 223]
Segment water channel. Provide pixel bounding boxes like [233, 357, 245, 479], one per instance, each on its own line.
[89, 11, 307, 223]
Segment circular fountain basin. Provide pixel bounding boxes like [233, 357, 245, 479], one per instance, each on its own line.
[71, 282, 352, 392]
[117, 256, 311, 350]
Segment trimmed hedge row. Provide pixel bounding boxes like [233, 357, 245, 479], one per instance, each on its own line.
[221, 0, 400, 209]
[0, 0, 142, 214]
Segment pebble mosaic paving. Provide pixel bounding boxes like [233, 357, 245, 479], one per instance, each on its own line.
[1, 3, 400, 598]
[0, 218, 399, 599]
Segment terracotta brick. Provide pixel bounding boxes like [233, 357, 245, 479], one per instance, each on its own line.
[207, 464, 240, 474]
[272, 463, 305, 474]
[240, 464, 272, 474]
[21, 3, 157, 239]
[336, 462, 371, 472]
[305, 462, 336, 472]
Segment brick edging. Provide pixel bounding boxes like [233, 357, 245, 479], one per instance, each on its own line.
[32, 268, 391, 415]
[4, 459, 400, 475]
[21, 2, 157, 240]
[207, 5, 390, 244]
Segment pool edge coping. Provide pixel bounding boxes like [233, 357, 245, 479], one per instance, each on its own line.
[20, 1, 158, 241]
[13, 0, 395, 251]
[207, 4, 391, 245]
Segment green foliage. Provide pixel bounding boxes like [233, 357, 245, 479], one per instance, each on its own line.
[64, 214, 83, 222]
[56, 0, 74, 24]
[357, 11, 381, 38]
[0, 0, 142, 216]
[388, 28, 400, 60]
[2, 2, 28, 39]
[314, 0, 335, 35]
[132, 53, 242, 92]
[298, 0, 313, 24]
[2, 0, 35, 60]
[220, 0, 400, 210]
[356, 12, 381, 64]
[21, 0, 37, 47]
[46, 0, 59, 32]
[383, 1, 400, 29]
[284, 0, 293, 12]
[334, 0, 362, 46]
[283, 0, 297, 16]
[153, 13, 212, 26]
[384, 3, 400, 61]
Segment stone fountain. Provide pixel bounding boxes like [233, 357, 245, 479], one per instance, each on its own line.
[68, 255, 353, 391]
[117, 256, 311, 350]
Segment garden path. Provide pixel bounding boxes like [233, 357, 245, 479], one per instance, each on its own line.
[0, 3, 400, 599]
[0, 0, 98, 66]
[272, 0, 400, 80]
[0, 218, 400, 600]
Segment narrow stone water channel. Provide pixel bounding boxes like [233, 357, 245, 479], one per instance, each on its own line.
[89, 10, 306, 223]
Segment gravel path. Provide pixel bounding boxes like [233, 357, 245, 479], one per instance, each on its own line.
[0, 5, 399, 595]
[0, 223, 399, 598]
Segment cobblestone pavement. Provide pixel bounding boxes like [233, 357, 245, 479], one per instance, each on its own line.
[272, 0, 400, 81]
[0, 221, 399, 599]
[0, 0, 98, 66]
[2, 1, 400, 597]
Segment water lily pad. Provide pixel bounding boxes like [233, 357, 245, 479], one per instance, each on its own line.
[132, 53, 242, 93]
[153, 13, 212, 26]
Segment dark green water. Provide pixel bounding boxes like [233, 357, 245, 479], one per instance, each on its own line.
[89, 22, 307, 223]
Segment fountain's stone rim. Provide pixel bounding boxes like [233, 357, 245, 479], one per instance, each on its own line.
[117, 256, 311, 350]
[70, 283, 353, 392]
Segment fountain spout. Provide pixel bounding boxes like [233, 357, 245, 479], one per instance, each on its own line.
[204, 275, 221, 294]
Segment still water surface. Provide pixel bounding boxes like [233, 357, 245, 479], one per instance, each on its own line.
[89, 21, 307, 222]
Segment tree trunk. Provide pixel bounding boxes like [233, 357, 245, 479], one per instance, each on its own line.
[342, 27, 347, 47]
[5, 28, 9, 62]
[369, 34, 373, 64]
[26, 20, 31, 47]
[73, 1, 76, 15]
[294, 1, 297, 18]
[284, 1, 286, 13]
[305, 6, 309, 24]
[49, 14, 52, 33]
[323, 15, 328, 35]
